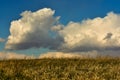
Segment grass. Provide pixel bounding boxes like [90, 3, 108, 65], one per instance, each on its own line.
[0, 57, 120, 80]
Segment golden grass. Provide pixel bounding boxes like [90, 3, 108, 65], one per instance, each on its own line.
[0, 57, 120, 80]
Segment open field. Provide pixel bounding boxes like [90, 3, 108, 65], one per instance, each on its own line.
[0, 57, 120, 80]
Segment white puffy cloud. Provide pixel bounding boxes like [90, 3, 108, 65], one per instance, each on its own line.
[59, 12, 120, 52]
[5, 8, 62, 50]
[5, 8, 120, 57]
[0, 52, 34, 59]
[0, 38, 5, 42]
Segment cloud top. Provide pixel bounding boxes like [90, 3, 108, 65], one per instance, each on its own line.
[59, 12, 120, 52]
[5, 8, 61, 50]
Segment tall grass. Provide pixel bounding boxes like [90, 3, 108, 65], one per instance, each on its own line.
[0, 57, 120, 80]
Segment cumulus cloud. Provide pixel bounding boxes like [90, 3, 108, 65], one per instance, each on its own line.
[5, 8, 62, 50]
[0, 38, 5, 42]
[59, 12, 120, 52]
[0, 52, 34, 59]
[5, 8, 120, 57]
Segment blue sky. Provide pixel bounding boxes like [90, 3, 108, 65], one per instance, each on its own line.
[0, 0, 120, 58]
[0, 0, 120, 38]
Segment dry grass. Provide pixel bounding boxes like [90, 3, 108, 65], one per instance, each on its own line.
[0, 57, 120, 80]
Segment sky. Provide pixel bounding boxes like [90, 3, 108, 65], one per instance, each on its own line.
[0, 0, 120, 59]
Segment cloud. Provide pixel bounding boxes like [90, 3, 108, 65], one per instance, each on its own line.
[5, 8, 62, 50]
[5, 8, 120, 57]
[39, 52, 83, 58]
[0, 52, 34, 59]
[59, 12, 120, 52]
[0, 50, 119, 60]
[39, 52, 82, 58]
[39, 50, 105, 58]
[103, 33, 113, 40]
[39, 50, 120, 58]
[51, 24, 64, 31]
[0, 38, 5, 42]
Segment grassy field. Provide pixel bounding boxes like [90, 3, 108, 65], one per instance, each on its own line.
[0, 57, 120, 80]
